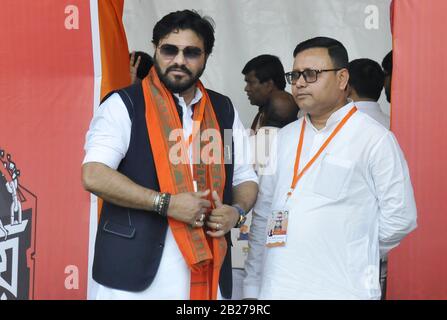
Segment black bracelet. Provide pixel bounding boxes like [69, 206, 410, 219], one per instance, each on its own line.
[158, 193, 171, 217]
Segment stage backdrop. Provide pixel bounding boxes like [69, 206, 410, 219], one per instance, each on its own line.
[387, 0, 447, 299]
[123, 0, 393, 127]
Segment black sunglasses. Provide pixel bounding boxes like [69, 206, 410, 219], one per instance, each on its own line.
[158, 44, 204, 61]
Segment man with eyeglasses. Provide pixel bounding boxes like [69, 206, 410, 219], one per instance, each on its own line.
[82, 10, 258, 300]
[243, 37, 417, 299]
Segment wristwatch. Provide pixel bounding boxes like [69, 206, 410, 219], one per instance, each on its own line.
[232, 204, 247, 228]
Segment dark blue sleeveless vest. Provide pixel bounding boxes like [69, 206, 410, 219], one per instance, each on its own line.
[92, 82, 236, 298]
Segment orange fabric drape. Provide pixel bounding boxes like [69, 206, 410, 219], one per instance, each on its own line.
[142, 69, 227, 300]
[98, 0, 131, 100]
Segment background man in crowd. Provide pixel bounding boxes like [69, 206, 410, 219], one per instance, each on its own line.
[348, 58, 390, 128]
[382, 50, 393, 103]
[129, 51, 153, 83]
[242, 55, 288, 133]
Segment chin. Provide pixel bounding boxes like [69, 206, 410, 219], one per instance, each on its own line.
[297, 102, 310, 111]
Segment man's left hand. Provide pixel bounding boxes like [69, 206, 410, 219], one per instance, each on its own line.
[206, 191, 239, 238]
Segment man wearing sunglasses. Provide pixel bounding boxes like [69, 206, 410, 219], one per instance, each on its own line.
[82, 10, 258, 300]
[244, 37, 417, 299]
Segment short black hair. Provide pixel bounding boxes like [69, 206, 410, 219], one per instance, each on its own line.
[130, 51, 153, 80]
[152, 10, 215, 55]
[348, 58, 385, 101]
[382, 50, 392, 75]
[242, 55, 286, 90]
[293, 37, 349, 69]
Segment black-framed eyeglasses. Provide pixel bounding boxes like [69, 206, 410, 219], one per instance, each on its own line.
[158, 44, 204, 61]
[285, 68, 342, 85]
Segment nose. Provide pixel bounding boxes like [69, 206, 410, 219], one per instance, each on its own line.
[295, 73, 307, 88]
[244, 84, 250, 93]
[171, 50, 187, 65]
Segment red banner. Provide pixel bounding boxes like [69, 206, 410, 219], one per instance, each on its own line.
[389, 0, 447, 299]
[0, 0, 94, 299]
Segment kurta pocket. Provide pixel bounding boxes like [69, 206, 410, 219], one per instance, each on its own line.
[312, 154, 353, 200]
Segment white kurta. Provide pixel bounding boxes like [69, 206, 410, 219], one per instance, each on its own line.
[84, 88, 258, 299]
[355, 101, 390, 129]
[243, 101, 417, 300]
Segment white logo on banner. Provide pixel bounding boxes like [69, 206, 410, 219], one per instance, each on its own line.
[0, 222, 28, 299]
[65, 5, 79, 30]
[1, 149, 36, 300]
[64, 265, 79, 290]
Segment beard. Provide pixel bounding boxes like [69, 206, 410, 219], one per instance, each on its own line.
[154, 54, 206, 93]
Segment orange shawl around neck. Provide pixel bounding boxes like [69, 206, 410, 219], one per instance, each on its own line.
[142, 68, 227, 300]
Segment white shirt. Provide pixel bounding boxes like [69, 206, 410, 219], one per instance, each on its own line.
[355, 101, 390, 129]
[248, 126, 279, 175]
[84, 88, 258, 299]
[243, 101, 417, 300]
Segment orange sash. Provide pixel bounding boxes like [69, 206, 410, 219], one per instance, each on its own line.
[142, 68, 227, 300]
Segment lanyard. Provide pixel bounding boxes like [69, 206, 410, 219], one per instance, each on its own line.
[287, 106, 357, 199]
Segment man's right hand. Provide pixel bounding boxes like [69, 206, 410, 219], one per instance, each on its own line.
[167, 190, 211, 228]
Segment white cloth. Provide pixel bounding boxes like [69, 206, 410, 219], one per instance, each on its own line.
[84, 88, 258, 299]
[354, 101, 390, 271]
[354, 101, 390, 129]
[248, 126, 279, 175]
[243, 101, 417, 300]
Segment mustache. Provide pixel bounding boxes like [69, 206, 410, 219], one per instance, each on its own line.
[165, 64, 192, 76]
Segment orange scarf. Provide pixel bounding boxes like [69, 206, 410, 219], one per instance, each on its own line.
[142, 68, 227, 300]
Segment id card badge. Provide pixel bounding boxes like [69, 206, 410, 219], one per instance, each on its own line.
[266, 210, 289, 247]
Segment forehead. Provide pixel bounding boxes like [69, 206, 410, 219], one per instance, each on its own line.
[293, 47, 333, 71]
[159, 29, 204, 48]
[244, 70, 259, 82]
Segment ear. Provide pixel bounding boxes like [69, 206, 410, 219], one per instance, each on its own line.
[338, 68, 350, 91]
[264, 79, 275, 91]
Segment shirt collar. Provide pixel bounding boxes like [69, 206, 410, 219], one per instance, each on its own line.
[305, 99, 355, 132]
[354, 100, 381, 112]
[173, 87, 203, 109]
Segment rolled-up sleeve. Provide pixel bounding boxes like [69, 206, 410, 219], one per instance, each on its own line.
[232, 108, 258, 186]
[83, 93, 131, 170]
[370, 132, 417, 257]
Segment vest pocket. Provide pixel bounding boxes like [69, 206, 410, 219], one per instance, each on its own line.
[103, 220, 136, 239]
